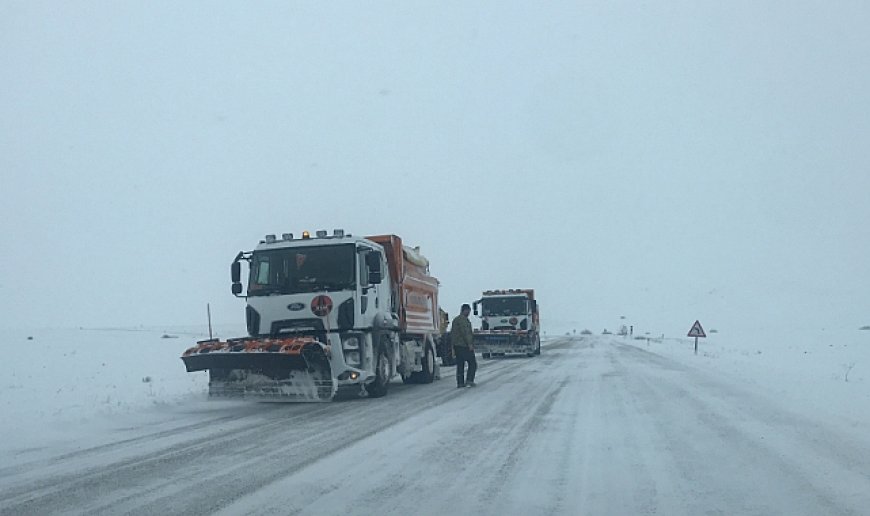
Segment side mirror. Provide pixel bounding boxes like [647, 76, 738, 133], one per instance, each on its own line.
[232, 282, 243, 295]
[369, 269, 383, 284]
[231, 261, 241, 283]
[473, 302, 479, 316]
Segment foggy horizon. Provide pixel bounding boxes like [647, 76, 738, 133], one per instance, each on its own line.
[2, 1, 868, 337]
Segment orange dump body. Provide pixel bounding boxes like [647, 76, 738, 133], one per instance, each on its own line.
[367, 235, 440, 336]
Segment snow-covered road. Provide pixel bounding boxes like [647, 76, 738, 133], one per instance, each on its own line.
[3, 336, 870, 515]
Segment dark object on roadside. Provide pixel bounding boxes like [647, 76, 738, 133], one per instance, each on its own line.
[859, 326, 870, 331]
[27, 336, 33, 341]
[161, 334, 179, 339]
[581, 329, 592, 335]
[439, 333, 455, 366]
[710, 329, 719, 333]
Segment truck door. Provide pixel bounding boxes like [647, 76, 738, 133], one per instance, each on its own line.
[360, 248, 385, 315]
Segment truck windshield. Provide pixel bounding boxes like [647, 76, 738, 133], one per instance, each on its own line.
[248, 244, 356, 295]
[481, 297, 528, 316]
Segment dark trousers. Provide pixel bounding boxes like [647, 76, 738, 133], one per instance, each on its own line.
[455, 346, 477, 385]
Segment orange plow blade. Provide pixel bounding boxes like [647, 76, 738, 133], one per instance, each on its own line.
[182, 337, 336, 401]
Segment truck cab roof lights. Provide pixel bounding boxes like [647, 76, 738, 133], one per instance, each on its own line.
[316, 230, 328, 238]
[265, 234, 277, 244]
[482, 289, 534, 297]
[282, 233, 294, 241]
[302, 231, 311, 239]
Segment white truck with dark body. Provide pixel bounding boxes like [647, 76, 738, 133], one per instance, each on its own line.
[181, 230, 442, 401]
[473, 289, 541, 358]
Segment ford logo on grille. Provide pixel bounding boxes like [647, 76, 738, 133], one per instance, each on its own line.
[287, 303, 305, 311]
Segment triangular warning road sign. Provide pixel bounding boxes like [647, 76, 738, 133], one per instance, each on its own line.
[687, 320, 706, 338]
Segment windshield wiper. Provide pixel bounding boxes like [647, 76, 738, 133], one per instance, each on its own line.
[249, 285, 287, 296]
[312, 282, 354, 292]
[295, 279, 354, 292]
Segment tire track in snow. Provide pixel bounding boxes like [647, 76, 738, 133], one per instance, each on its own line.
[615, 341, 870, 487]
[205, 339, 585, 516]
[612, 339, 865, 516]
[0, 347, 533, 516]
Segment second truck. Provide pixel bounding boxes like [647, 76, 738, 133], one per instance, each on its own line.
[473, 289, 541, 358]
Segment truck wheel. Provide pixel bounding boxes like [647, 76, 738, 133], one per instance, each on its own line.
[419, 343, 436, 383]
[408, 342, 436, 384]
[534, 336, 541, 355]
[368, 342, 390, 398]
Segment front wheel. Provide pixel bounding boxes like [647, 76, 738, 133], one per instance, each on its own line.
[368, 343, 391, 398]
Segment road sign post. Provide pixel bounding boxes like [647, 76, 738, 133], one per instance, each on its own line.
[687, 320, 706, 355]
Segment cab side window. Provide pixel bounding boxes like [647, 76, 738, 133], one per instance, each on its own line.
[358, 251, 370, 285]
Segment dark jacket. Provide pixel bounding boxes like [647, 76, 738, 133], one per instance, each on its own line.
[450, 315, 474, 349]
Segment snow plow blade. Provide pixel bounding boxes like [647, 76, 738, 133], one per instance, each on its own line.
[181, 337, 336, 402]
[473, 331, 535, 356]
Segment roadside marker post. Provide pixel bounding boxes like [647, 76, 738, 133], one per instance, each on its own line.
[687, 320, 706, 355]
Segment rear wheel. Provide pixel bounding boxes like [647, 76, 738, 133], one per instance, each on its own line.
[411, 343, 436, 384]
[368, 340, 391, 398]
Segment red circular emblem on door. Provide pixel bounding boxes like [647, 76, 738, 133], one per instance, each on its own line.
[311, 295, 333, 317]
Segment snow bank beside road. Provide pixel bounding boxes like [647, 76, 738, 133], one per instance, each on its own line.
[0, 327, 222, 453]
[622, 327, 870, 429]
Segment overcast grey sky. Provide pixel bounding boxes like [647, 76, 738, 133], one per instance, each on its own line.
[2, 1, 868, 335]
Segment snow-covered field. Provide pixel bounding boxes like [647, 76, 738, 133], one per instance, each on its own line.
[0, 327, 231, 455]
[629, 326, 870, 430]
[2, 326, 870, 515]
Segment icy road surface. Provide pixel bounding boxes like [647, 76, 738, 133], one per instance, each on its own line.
[2, 336, 870, 515]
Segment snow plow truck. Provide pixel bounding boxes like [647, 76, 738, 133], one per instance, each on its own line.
[181, 230, 442, 401]
[473, 289, 541, 358]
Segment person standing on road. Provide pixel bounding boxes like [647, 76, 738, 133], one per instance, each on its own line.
[451, 304, 476, 387]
